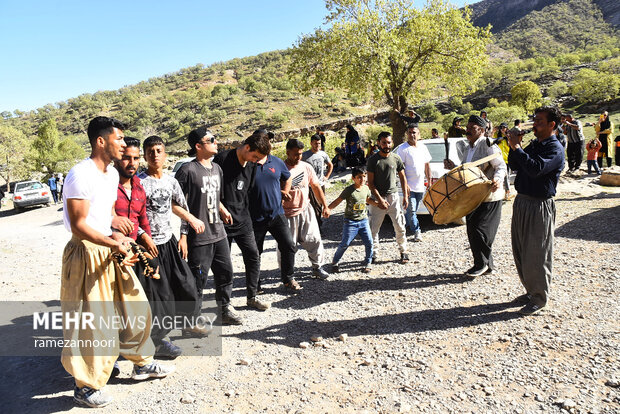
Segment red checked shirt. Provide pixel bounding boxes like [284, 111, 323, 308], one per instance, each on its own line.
[114, 174, 151, 241]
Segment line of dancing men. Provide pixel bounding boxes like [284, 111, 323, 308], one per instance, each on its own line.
[60, 109, 563, 407]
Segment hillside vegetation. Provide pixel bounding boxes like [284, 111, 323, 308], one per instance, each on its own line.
[1, 0, 619, 183]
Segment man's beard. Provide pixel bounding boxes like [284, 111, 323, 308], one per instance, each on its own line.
[380, 147, 391, 153]
[118, 168, 136, 179]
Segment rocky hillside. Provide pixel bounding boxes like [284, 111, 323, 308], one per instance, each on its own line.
[470, 0, 620, 32]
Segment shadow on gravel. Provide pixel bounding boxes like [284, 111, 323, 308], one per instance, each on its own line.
[227, 301, 520, 347]
[0, 355, 75, 413]
[555, 203, 620, 243]
[269, 274, 470, 311]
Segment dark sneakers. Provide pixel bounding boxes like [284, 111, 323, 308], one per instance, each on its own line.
[400, 253, 409, 264]
[465, 265, 488, 277]
[74, 386, 113, 408]
[512, 293, 532, 306]
[155, 340, 182, 359]
[519, 302, 546, 316]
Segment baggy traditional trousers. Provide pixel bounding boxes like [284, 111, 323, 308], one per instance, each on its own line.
[278, 205, 325, 269]
[511, 195, 556, 307]
[60, 236, 155, 390]
[369, 193, 408, 254]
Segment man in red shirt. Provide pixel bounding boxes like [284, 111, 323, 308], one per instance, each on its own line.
[113, 137, 181, 359]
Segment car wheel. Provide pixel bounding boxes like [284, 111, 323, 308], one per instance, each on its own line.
[13, 205, 21, 212]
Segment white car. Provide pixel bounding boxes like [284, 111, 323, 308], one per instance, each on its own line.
[12, 180, 53, 212]
[396, 138, 466, 215]
[170, 157, 195, 178]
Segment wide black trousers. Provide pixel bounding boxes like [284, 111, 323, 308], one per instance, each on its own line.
[157, 236, 200, 318]
[466, 200, 502, 270]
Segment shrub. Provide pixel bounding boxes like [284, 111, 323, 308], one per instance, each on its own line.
[510, 81, 542, 113]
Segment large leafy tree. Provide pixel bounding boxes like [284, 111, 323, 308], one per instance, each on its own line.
[0, 123, 30, 192]
[31, 119, 85, 176]
[290, 0, 491, 143]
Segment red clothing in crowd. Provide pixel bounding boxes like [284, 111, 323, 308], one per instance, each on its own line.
[114, 174, 151, 241]
[586, 139, 602, 161]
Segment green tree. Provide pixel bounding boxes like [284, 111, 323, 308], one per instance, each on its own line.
[31, 119, 85, 176]
[547, 80, 568, 99]
[417, 102, 441, 122]
[510, 81, 542, 113]
[0, 123, 30, 191]
[484, 105, 527, 130]
[290, 0, 491, 144]
[570, 69, 620, 104]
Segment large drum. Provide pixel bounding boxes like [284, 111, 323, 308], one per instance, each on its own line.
[423, 154, 498, 225]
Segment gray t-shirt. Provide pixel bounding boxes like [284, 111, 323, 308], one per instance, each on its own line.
[366, 152, 404, 196]
[138, 173, 189, 245]
[302, 149, 330, 185]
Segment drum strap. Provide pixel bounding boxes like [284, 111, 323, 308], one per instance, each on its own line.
[462, 152, 500, 169]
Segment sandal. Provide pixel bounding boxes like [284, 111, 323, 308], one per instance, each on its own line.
[283, 279, 303, 292]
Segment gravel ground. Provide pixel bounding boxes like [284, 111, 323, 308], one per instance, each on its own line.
[0, 169, 618, 414]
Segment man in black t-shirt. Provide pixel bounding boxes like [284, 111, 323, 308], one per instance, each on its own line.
[176, 127, 242, 325]
[214, 134, 271, 311]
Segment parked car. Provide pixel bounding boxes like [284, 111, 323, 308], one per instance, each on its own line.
[396, 138, 465, 215]
[12, 180, 53, 212]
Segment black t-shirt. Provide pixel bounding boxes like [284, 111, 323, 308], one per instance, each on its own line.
[213, 149, 254, 236]
[175, 159, 227, 246]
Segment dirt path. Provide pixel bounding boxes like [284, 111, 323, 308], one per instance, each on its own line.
[0, 171, 618, 413]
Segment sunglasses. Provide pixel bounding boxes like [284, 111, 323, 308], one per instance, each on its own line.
[200, 136, 216, 144]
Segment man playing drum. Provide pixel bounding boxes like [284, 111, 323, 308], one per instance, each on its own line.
[444, 115, 506, 277]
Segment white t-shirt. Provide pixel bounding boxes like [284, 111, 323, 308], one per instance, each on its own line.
[63, 158, 119, 236]
[395, 142, 431, 193]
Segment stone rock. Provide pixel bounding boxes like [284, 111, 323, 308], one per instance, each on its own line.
[361, 358, 374, 366]
[339, 333, 349, 342]
[310, 335, 323, 342]
[238, 358, 251, 366]
[299, 342, 310, 349]
[180, 394, 195, 404]
[562, 399, 576, 409]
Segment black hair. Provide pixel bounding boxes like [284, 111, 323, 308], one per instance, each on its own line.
[253, 128, 275, 139]
[143, 135, 165, 152]
[123, 137, 140, 149]
[87, 116, 126, 146]
[286, 139, 304, 150]
[244, 133, 272, 155]
[310, 134, 321, 141]
[431, 128, 438, 133]
[534, 106, 562, 127]
[377, 131, 391, 141]
[351, 167, 366, 178]
[514, 119, 521, 126]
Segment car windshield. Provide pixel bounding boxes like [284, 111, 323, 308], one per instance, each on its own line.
[424, 143, 449, 163]
[15, 182, 42, 192]
[172, 161, 187, 173]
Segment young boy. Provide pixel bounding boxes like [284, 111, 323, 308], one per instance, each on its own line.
[328, 167, 379, 273]
[138, 136, 210, 342]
